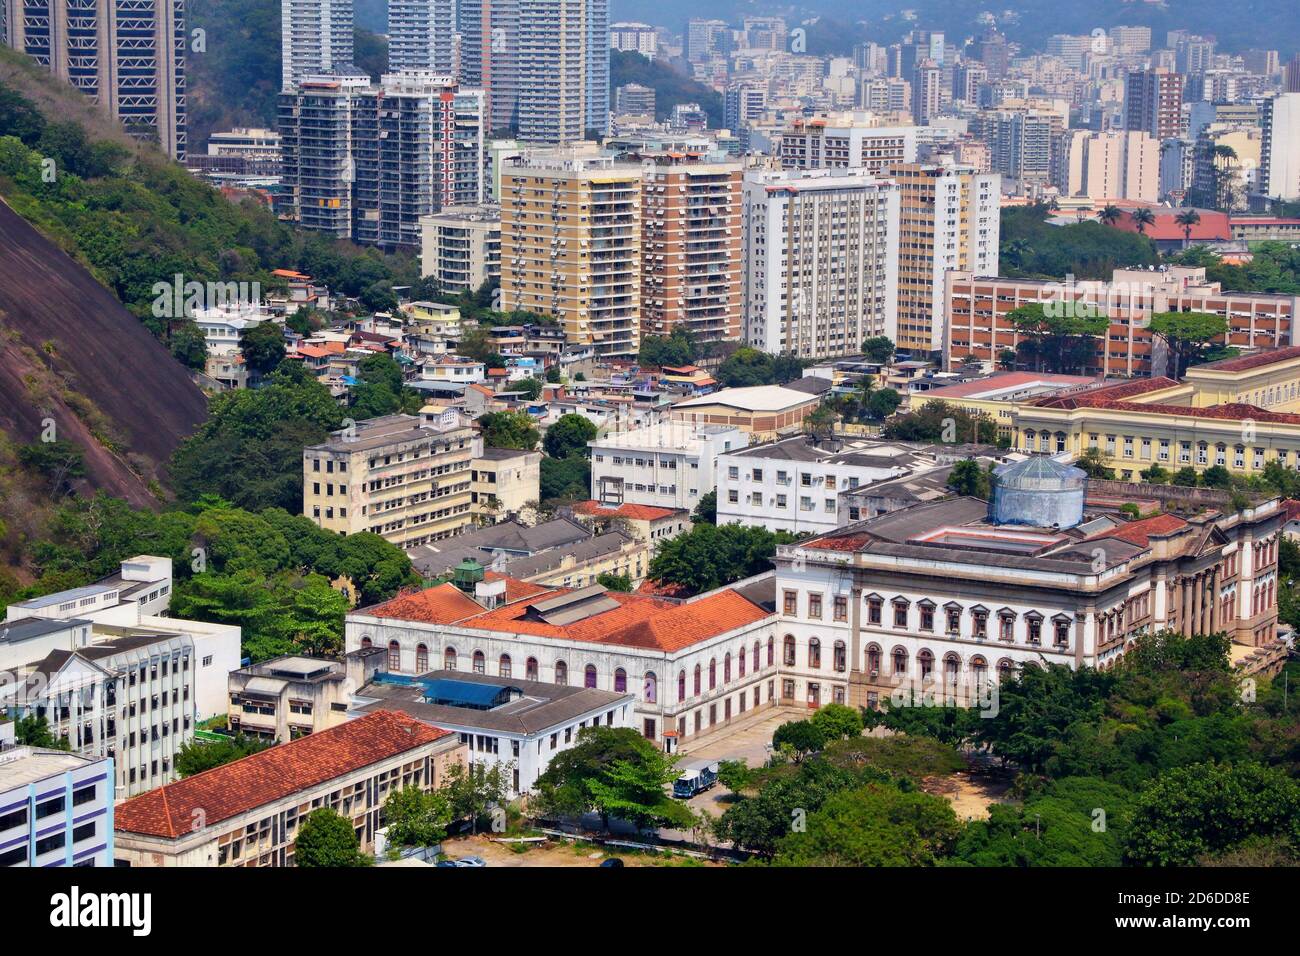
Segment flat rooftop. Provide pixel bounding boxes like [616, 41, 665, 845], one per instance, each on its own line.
[354, 669, 632, 736]
[0, 747, 99, 789]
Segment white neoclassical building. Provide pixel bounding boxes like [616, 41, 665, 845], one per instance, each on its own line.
[772, 490, 1282, 711]
[345, 574, 777, 747]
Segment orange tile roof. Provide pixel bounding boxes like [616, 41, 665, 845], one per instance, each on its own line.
[1192, 346, 1300, 373]
[804, 531, 873, 551]
[367, 582, 485, 624]
[482, 571, 554, 604]
[1092, 513, 1188, 547]
[571, 500, 683, 521]
[636, 578, 694, 598]
[114, 711, 450, 839]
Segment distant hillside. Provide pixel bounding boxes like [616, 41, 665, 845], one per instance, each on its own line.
[611, 51, 724, 127]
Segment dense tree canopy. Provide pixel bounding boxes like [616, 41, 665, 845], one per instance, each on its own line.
[647, 522, 797, 595]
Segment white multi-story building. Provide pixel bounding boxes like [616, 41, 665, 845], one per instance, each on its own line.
[419, 205, 501, 294]
[716, 436, 942, 535]
[588, 422, 748, 511]
[350, 667, 635, 796]
[280, 0, 355, 90]
[0, 746, 114, 867]
[0, 557, 241, 798]
[346, 575, 778, 747]
[742, 167, 900, 358]
[609, 21, 657, 59]
[777, 116, 919, 174]
[771, 466, 1282, 712]
[1260, 93, 1300, 201]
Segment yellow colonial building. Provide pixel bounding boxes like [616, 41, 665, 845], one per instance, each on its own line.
[1011, 346, 1300, 480]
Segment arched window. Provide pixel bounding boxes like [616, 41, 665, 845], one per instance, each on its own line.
[678, 670, 687, 702]
[918, 649, 934, 679]
[473, 650, 486, 674]
[833, 640, 847, 673]
[997, 659, 1014, 682]
[555, 660, 568, 685]
[783, 635, 796, 666]
[360, 636, 372, 648]
[971, 656, 988, 687]
[767, 637, 775, 666]
[499, 654, 512, 678]
[943, 653, 960, 685]
[415, 643, 428, 673]
[693, 664, 701, 695]
[526, 657, 539, 680]
[644, 672, 657, 703]
[737, 647, 746, 678]
[723, 653, 732, 683]
[753, 641, 760, 672]
[387, 640, 401, 672]
[444, 647, 457, 670]
[585, 664, 598, 689]
[614, 668, 627, 693]
[892, 646, 908, 675]
[866, 643, 882, 675]
[708, 658, 717, 690]
[808, 638, 821, 669]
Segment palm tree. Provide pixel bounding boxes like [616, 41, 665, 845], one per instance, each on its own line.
[1098, 204, 1122, 227]
[1175, 208, 1201, 247]
[1131, 207, 1156, 235]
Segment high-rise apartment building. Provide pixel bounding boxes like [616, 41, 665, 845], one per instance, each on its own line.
[500, 153, 641, 357]
[778, 115, 919, 174]
[1, 0, 187, 158]
[420, 204, 502, 293]
[278, 73, 370, 238]
[1057, 130, 1160, 202]
[974, 106, 1061, 186]
[303, 411, 481, 550]
[516, 0, 609, 143]
[608, 20, 656, 59]
[1124, 68, 1185, 141]
[281, 0, 355, 90]
[889, 162, 999, 355]
[686, 18, 728, 63]
[724, 84, 768, 130]
[614, 82, 654, 116]
[742, 167, 900, 358]
[388, 0, 457, 73]
[1260, 93, 1300, 201]
[279, 71, 485, 249]
[910, 61, 944, 125]
[640, 156, 743, 344]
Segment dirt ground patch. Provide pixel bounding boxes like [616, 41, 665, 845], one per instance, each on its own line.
[441, 833, 723, 868]
[922, 770, 1016, 821]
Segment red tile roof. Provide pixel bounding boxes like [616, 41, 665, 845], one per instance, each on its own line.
[1190, 346, 1300, 373]
[804, 532, 873, 551]
[571, 500, 683, 521]
[636, 578, 694, 598]
[1114, 208, 1232, 242]
[1032, 377, 1179, 409]
[367, 582, 485, 624]
[114, 711, 451, 839]
[1093, 513, 1188, 547]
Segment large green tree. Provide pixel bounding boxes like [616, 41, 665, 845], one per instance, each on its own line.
[534, 726, 694, 832]
[295, 808, 369, 867]
[543, 414, 598, 460]
[1148, 311, 1229, 379]
[647, 522, 797, 595]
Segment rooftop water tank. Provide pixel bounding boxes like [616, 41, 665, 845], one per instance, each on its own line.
[989, 456, 1087, 529]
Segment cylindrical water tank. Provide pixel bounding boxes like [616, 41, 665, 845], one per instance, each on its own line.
[989, 457, 1087, 529]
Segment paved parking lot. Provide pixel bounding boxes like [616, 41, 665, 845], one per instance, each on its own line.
[677, 709, 790, 819]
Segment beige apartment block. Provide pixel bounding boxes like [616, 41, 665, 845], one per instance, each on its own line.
[303, 412, 480, 550]
[889, 162, 1000, 355]
[500, 156, 642, 358]
[1058, 130, 1160, 203]
[419, 204, 501, 294]
[471, 447, 542, 524]
[641, 157, 744, 343]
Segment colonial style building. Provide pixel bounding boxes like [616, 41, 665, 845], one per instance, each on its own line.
[772, 461, 1281, 711]
[345, 575, 777, 747]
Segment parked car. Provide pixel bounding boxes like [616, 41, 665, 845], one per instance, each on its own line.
[599, 857, 624, 868]
[437, 855, 487, 867]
